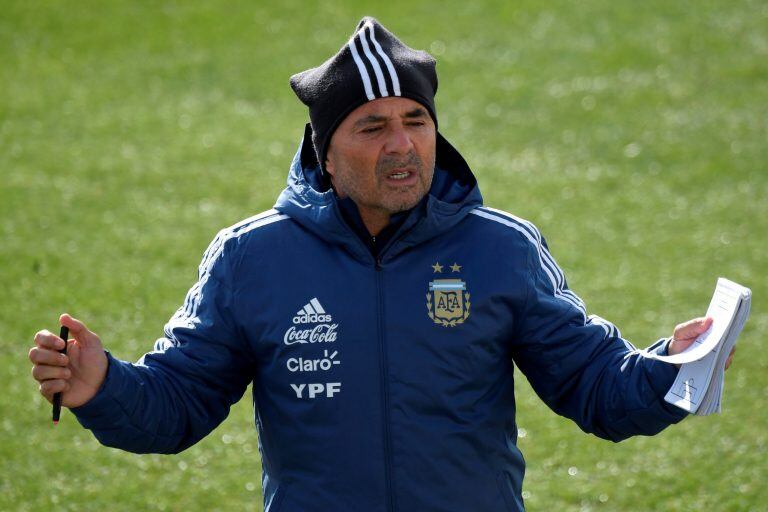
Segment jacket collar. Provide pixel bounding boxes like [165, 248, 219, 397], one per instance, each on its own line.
[274, 124, 483, 264]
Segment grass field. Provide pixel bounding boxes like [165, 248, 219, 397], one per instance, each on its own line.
[2, 1, 767, 510]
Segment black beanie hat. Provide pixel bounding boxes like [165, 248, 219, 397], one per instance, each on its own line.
[290, 17, 438, 167]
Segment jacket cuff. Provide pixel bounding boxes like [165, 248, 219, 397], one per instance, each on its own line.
[646, 337, 672, 357]
[642, 338, 689, 419]
[70, 351, 135, 430]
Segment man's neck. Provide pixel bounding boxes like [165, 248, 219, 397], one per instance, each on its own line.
[357, 207, 390, 237]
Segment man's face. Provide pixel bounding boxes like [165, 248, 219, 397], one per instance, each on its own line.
[325, 97, 436, 221]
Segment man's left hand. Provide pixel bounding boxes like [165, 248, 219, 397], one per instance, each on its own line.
[668, 316, 736, 369]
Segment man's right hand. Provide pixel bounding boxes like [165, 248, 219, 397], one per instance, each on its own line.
[29, 313, 108, 408]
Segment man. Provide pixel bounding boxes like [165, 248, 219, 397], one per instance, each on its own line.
[30, 17, 732, 511]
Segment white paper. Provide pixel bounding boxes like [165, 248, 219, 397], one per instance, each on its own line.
[664, 349, 717, 413]
[643, 278, 748, 365]
[658, 278, 751, 415]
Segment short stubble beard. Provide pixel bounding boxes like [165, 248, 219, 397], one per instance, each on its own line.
[374, 150, 435, 214]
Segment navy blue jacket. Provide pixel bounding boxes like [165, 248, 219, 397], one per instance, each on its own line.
[73, 129, 687, 511]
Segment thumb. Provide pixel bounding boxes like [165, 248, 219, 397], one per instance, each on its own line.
[59, 313, 102, 349]
[674, 316, 713, 341]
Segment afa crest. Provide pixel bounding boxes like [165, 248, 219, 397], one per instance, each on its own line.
[426, 262, 470, 327]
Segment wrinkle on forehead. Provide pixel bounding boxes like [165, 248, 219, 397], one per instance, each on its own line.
[345, 97, 429, 126]
[352, 108, 429, 129]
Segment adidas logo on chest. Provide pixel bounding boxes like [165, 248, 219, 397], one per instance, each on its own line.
[292, 297, 333, 324]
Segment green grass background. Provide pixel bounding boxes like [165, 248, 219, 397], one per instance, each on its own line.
[2, 1, 766, 510]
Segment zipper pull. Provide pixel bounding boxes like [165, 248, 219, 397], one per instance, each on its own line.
[371, 236, 382, 269]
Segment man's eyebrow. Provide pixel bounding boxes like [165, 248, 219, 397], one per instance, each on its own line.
[352, 108, 429, 129]
[353, 115, 388, 129]
[403, 107, 428, 119]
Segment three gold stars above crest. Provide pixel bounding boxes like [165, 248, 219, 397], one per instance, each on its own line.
[432, 262, 462, 273]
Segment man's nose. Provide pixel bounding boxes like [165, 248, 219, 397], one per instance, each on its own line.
[384, 125, 414, 155]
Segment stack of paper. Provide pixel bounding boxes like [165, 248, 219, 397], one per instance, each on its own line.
[643, 278, 751, 415]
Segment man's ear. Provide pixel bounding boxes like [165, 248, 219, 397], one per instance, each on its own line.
[324, 151, 335, 177]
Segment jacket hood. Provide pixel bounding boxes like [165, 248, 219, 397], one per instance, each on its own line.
[274, 124, 483, 263]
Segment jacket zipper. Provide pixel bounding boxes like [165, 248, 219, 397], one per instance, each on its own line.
[374, 255, 395, 512]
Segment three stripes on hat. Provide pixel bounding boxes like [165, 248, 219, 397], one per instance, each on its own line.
[348, 20, 401, 100]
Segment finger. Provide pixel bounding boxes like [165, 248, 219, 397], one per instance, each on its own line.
[668, 336, 695, 357]
[65, 341, 86, 371]
[34, 329, 66, 351]
[28, 347, 69, 366]
[674, 316, 713, 341]
[725, 347, 736, 370]
[39, 380, 70, 401]
[60, 313, 99, 348]
[32, 364, 71, 382]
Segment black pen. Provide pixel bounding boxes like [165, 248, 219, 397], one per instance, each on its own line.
[52, 325, 69, 425]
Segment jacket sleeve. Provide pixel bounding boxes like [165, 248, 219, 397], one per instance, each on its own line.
[71, 231, 255, 454]
[511, 232, 688, 442]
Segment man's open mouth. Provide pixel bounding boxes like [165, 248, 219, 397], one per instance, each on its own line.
[389, 171, 411, 180]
